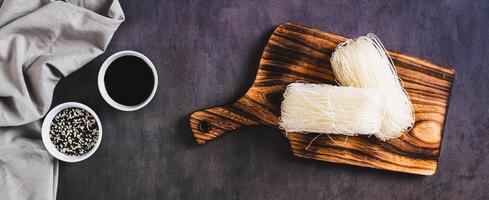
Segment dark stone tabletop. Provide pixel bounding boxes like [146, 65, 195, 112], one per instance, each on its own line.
[53, 0, 489, 199]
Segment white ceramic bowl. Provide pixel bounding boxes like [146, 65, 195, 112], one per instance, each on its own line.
[98, 50, 158, 111]
[41, 102, 103, 162]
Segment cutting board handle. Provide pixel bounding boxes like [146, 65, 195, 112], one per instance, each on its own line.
[189, 103, 259, 144]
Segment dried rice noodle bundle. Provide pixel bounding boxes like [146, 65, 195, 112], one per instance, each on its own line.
[279, 83, 384, 136]
[330, 33, 415, 141]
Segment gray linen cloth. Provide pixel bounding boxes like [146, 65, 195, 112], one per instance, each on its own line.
[0, 0, 124, 199]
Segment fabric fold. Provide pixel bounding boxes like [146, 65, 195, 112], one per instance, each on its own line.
[0, 0, 124, 199]
[0, 0, 125, 126]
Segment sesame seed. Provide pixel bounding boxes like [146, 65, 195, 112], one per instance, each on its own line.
[49, 107, 99, 156]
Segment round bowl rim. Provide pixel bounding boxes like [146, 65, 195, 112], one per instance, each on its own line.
[41, 102, 103, 162]
[97, 50, 158, 111]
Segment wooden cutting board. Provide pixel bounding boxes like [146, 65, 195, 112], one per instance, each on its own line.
[189, 23, 455, 175]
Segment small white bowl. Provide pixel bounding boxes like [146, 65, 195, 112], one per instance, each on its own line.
[98, 50, 158, 111]
[42, 102, 103, 162]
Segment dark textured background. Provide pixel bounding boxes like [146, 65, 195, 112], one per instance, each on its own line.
[52, 0, 488, 199]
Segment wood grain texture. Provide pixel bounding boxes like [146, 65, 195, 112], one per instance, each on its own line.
[189, 23, 455, 175]
[52, 1, 489, 199]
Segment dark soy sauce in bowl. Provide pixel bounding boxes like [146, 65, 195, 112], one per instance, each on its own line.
[104, 56, 155, 106]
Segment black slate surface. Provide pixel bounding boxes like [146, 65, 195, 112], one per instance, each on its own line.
[53, 0, 488, 199]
